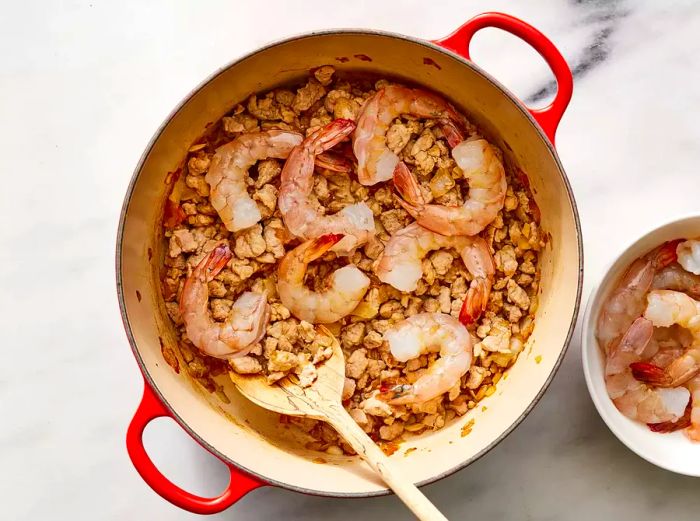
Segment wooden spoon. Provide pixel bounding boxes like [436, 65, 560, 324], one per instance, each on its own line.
[229, 326, 448, 521]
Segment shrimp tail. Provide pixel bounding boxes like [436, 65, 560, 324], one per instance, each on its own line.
[308, 118, 356, 154]
[200, 244, 233, 281]
[648, 402, 692, 432]
[303, 234, 344, 263]
[392, 161, 425, 221]
[392, 161, 424, 204]
[440, 120, 465, 149]
[394, 195, 422, 222]
[655, 239, 685, 268]
[316, 151, 353, 172]
[629, 362, 672, 386]
[459, 280, 490, 325]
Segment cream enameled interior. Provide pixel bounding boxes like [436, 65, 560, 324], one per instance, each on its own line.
[118, 32, 582, 495]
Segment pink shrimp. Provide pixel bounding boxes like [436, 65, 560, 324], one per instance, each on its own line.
[381, 313, 473, 405]
[596, 240, 682, 353]
[605, 318, 690, 424]
[315, 151, 354, 173]
[278, 119, 375, 253]
[677, 239, 700, 275]
[392, 131, 507, 236]
[651, 264, 700, 298]
[629, 290, 700, 388]
[646, 325, 692, 368]
[353, 85, 466, 186]
[685, 375, 700, 440]
[205, 130, 302, 232]
[277, 233, 370, 324]
[180, 243, 270, 359]
[647, 373, 698, 436]
[375, 222, 494, 325]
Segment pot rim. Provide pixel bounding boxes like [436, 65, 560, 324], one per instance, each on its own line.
[116, 27, 584, 497]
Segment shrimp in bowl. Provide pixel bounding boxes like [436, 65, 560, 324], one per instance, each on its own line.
[630, 290, 700, 388]
[353, 84, 466, 186]
[593, 236, 700, 443]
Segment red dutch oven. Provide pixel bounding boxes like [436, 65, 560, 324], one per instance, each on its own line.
[118, 12, 582, 515]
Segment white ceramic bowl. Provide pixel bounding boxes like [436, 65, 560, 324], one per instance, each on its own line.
[582, 215, 700, 477]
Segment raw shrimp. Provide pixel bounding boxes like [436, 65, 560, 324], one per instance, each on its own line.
[381, 313, 473, 405]
[596, 240, 681, 353]
[676, 239, 700, 275]
[353, 85, 466, 186]
[605, 318, 690, 423]
[647, 325, 692, 368]
[375, 222, 495, 325]
[629, 290, 700, 387]
[180, 243, 270, 359]
[277, 234, 370, 324]
[205, 130, 302, 232]
[647, 402, 693, 434]
[686, 375, 700, 440]
[392, 133, 507, 236]
[652, 264, 700, 298]
[646, 368, 700, 437]
[278, 119, 375, 253]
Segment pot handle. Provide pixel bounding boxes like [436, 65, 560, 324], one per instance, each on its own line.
[126, 382, 264, 515]
[433, 12, 573, 144]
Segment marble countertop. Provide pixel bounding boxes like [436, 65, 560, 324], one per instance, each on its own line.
[3, 0, 700, 519]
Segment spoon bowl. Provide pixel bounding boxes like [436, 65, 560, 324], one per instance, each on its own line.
[230, 326, 346, 421]
[229, 326, 448, 520]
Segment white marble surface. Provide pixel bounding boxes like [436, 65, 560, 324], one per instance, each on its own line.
[2, 0, 700, 519]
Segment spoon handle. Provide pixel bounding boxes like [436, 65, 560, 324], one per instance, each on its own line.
[326, 407, 449, 521]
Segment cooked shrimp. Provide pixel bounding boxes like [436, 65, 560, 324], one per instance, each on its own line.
[277, 234, 370, 324]
[381, 313, 472, 405]
[278, 119, 375, 253]
[596, 240, 681, 352]
[629, 290, 700, 387]
[353, 85, 466, 186]
[375, 222, 494, 325]
[205, 130, 302, 232]
[686, 375, 700, 440]
[180, 243, 270, 359]
[677, 239, 700, 275]
[652, 264, 700, 298]
[605, 318, 690, 424]
[392, 133, 506, 236]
